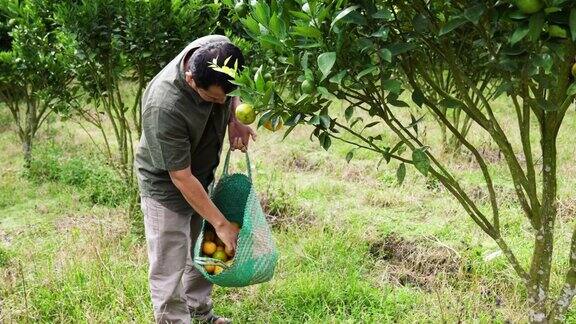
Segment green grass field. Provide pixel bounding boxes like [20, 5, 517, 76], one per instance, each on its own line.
[1, 97, 576, 323]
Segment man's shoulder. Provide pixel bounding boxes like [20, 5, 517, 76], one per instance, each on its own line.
[143, 79, 183, 107]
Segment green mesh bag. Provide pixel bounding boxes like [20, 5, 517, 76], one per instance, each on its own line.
[193, 150, 279, 287]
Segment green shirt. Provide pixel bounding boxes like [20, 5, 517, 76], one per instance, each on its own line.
[135, 35, 232, 214]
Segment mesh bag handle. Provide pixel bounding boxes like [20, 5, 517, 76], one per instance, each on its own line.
[221, 149, 252, 181]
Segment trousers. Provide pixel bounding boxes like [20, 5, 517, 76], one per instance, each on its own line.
[141, 196, 214, 324]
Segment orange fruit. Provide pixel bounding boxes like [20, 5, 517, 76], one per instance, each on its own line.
[235, 103, 256, 125]
[202, 241, 217, 256]
[214, 266, 224, 275]
[204, 264, 215, 274]
[264, 119, 283, 132]
[213, 250, 228, 262]
[515, 0, 543, 14]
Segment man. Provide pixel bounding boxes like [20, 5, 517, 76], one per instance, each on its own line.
[135, 35, 255, 324]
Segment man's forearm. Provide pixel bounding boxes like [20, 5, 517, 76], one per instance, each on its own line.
[170, 170, 228, 228]
[228, 96, 241, 123]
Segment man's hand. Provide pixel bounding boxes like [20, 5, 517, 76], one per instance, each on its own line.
[214, 221, 240, 253]
[228, 119, 256, 152]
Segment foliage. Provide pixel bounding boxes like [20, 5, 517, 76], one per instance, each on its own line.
[27, 143, 132, 207]
[54, 0, 224, 183]
[0, 0, 75, 167]
[229, 0, 576, 321]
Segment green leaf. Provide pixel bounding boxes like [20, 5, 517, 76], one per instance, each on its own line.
[372, 9, 393, 20]
[350, 116, 363, 128]
[330, 5, 360, 30]
[396, 163, 406, 185]
[567, 83, 576, 96]
[269, 13, 287, 37]
[382, 79, 402, 94]
[570, 8, 576, 41]
[309, 115, 321, 125]
[439, 17, 468, 36]
[346, 150, 354, 163]
[388, 99, 410, 108]
[533, 53, 553, 74]
[284, 113, 302, 126]
[329, 70, 347, 85]
[344, 105, 354, 121]
[370, 27, 389, 39]
[301, 52, 309, 70]
[319, 114, 331, 129]
[282, 124, 297, 141]
[253, 1, 270, 25]
[389, 42, 417, 56]
[317, 86, 339, 101]
[291, 26, 322, 39]
[317, 52, 336, 79]
[304, 68, 314, 80]
[319, 132, 331, 150]
[510, 25, 530, 45]
[357, 66, 378, 80]
[254, 66, 265, 91]
[241, 17, 260, 36]
[412, 89, 425, 107]
[528, 12, 545, 42]
[439, 97, 463, 109]
[259, 35, 283, 49]
[463, 4, 485, 25]
[261, 87, 274, 106]
[412, 148, 430, 176]
[289, 10, 309, 20]
[380, 48, 392, 63]
[364, 121, 379, 129]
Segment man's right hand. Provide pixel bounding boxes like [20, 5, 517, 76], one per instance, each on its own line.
[214, 221, 240, 254]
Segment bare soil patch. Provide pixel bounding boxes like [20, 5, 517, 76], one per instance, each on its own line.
[369, 233, 462, 290]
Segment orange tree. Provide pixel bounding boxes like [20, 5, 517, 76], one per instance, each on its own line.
[55, 0, 222, 182]
[226, 0, 576, 321]
[0, 0, 75, 167]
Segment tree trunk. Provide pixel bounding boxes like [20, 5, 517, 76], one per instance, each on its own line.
[528, 120, 558, 323]
[23, 99, 37, 169]
[22, 136, 32, 169]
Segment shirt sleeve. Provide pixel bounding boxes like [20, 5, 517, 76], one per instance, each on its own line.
[142, 106, 191, 171]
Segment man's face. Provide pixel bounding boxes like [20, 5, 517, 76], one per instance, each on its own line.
[185, 72, 227, 104]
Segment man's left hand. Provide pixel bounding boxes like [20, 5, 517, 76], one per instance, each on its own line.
[228, 119, 256, 152]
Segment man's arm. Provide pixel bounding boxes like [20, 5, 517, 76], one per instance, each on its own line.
[228, 96, 256, 152]
[169, 167, 239, 251]
[228, 96, 241, 123]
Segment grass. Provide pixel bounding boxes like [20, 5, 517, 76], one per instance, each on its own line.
[1, 96, 575, 323]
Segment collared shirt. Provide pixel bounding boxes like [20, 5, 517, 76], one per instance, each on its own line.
[135, 35, 232, 213]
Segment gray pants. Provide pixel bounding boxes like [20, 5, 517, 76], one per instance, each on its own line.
[141, 196, 213, 324]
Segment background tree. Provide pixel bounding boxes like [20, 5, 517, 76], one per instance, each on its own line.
[228, 0, 576, 321]
[0, 0, 74, 167]
[123, 0, 222, 136]
[55, 0, 224, 183]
